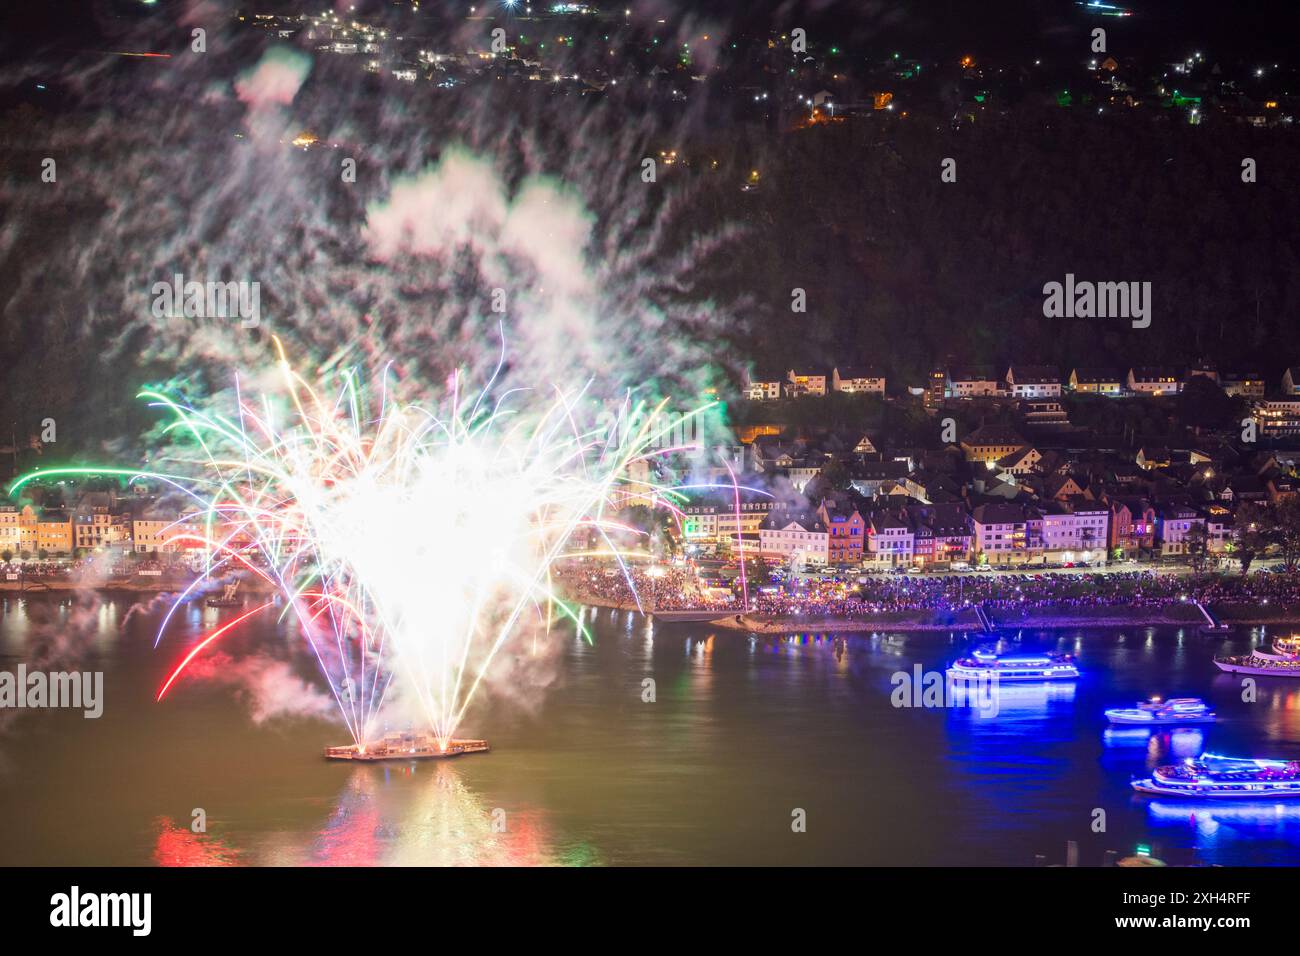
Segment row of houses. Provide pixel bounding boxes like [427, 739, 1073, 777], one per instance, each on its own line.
[749, 364, 1300, 403]
[705, 496, 1234, 568]
[935, 364, 1268, 400]
[0, 501, 208, 558]
[745, 366, 887, 400]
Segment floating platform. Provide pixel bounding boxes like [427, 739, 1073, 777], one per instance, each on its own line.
[325, 731, 490, 762]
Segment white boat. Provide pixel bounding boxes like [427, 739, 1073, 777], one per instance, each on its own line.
[1105, 697, 1216, 725]
[947, 646, 1079, 682]
[1133, 754, 1300, 799]
[1213, 654, 1300, 677]
[1253, 634, 1300, 662]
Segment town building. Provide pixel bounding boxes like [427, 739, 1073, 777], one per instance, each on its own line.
[866, 508, 915, 567]
[786, 370, 828, 397]
[1253, 399, 1300, 439]
[758, 511, 829, 565]
[969, 502, 1037, 566]
[960, 424, 1027, 465]
[1220, 372, 1265, 399]
[1068, 368, 1123, 395]
[1107, 496, 1156, 557]
[946, 366, 1000, 398]
[1005, 365, 1061, 399]
[1155, 502, 1206, 558]
[1038, 502, 1109, 563]
[1128, 367, 1181, 396]
[817, 496, 865, 565]
[0, 505, 20, 556]
[831, 366, 886, 395]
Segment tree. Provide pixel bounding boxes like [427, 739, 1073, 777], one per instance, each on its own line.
[1184, 523, 1209, 572]
[819, 457, 852, 492]
[1233, 502, 1266, 576]
[742, 556, 772, 588]
[0, 550, 10, 564]
[1272, 496, 1300, 573]
[1177, 375, 1239, 431]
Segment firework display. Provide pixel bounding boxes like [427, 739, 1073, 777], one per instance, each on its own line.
[11, 337, 721, 751]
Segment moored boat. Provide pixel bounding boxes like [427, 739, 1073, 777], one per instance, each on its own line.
[1132, 754, 1300, 798]
[325, 730, 490, 761]
[1105, 696, 1216, 725]
[946, 645, 1079, 682]
[1213, 653, 1300, 677]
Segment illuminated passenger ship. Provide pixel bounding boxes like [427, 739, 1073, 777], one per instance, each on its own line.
[1104, 697, 1215, 725]
[946, 646, 1079, 682]
[324, 731, 490, 762]
[1213, 653, 1300, 677]
[1132, 754, 1300, 798]
[1254, 634, 1300, 661]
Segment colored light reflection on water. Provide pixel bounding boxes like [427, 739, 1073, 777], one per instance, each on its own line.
[4, 596, 1300, 865]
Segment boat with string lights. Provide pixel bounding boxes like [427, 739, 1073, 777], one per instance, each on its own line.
[1132, 754, 1300, 798]
[1104, 696, 1216, 725]
[1253, 634, 1300, 662]
[1213, 653, 1300, 677]
[324, 730, 490, 762]
[946, 645, 1079, 682]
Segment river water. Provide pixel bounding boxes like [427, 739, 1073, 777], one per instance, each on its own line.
[2, 595, 1300, 866]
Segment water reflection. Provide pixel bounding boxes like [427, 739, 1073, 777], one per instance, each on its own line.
[155, 762, 594, 866]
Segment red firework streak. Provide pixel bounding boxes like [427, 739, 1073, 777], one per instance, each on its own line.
[156, 602, 275, 702]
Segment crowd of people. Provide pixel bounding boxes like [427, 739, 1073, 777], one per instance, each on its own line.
[556, 561, 1300, 620]
[553, 564, 712, 611]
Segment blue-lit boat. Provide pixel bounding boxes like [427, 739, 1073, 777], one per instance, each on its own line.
[946, 646, 1079, 682]
[1105, 697, 1216, 726]
[1132, 754, 1300, 799]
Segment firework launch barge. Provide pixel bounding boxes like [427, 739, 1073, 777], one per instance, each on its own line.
[324, 731, 490, 762]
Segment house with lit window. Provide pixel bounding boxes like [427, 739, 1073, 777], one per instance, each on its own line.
[1038, 502, 1109, 564]
[0, 504, 19, 557]
[35, 510, 73, 557]
[1068, 368, 1123, 395]
[1128, 367, 1181, 396]
[1108, 496, 1156, 557]
[758, 511, 829, 565]
[831, 366, 886, 395]
[907, 503, 972, 567]
[969, 502, 1038, 566]
[866, 508, 915, 567]
[785, 370, 828, 397]
[817, 496, 865, 565]
[744, 369, 785, 401]
[1005, 365, 1061, 399]
[946, 366, 1000, 398]
[1203, 504, 1232, 553]
[1221, 371, 1265, 399]
[960, 424, 1027, 465]
[1253, 399, 1300, 439]
[1155, 502, 1206, 558]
